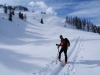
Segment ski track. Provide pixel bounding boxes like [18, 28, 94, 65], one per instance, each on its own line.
[59, 36, 84, 75]
[50, 36, 81, 75]
[32, 36, 83, 75]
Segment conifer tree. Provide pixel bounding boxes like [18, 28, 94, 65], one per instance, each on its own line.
[12, 10, 14, 15]
[40, 18, 44, 24]
[18, 11, 21, 18]
[8, 11, 12, 21]
[21, 13, 24, 20]
[4, 5, 7, 14]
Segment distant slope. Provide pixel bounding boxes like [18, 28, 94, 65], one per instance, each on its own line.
[0, 8, 66, 38]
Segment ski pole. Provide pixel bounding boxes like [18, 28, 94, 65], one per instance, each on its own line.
[56, 44, 59, 53]
[56, 46, 59, 64]
[57, 46, 59, 53]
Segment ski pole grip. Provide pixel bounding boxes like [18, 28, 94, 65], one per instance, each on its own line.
[56, 44, 59, 46]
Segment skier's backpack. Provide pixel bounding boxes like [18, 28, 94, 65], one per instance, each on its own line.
[65, 38, 70, 47]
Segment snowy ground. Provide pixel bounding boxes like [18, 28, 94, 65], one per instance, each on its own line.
[0, 8, 100, 75]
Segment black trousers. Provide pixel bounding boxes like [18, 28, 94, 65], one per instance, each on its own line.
[58, 47, 67, 62]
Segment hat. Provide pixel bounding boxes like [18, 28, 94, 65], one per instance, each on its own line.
[60, 35, 63, 38]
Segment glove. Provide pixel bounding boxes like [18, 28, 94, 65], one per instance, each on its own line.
[56, 44, 60, 48]
[56, 44, 59, 46]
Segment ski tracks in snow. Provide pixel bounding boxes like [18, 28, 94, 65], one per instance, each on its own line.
[32, 36, 84, 75]
[59, 36, 84, 75]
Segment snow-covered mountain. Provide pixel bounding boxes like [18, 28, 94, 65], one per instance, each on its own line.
[0, 8, 100, 75]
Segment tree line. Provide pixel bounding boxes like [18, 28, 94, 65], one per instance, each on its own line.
[0, 4, 28, 11]
[1, 4, 28, 21]
[65, 16, 100, 34]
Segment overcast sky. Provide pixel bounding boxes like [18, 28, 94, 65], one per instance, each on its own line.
[0, 0, 100, 25]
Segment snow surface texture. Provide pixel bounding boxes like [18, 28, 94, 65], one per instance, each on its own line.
[0, 8, 100, 75]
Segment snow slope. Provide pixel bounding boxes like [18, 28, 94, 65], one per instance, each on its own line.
[0, 8, 100, 75]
